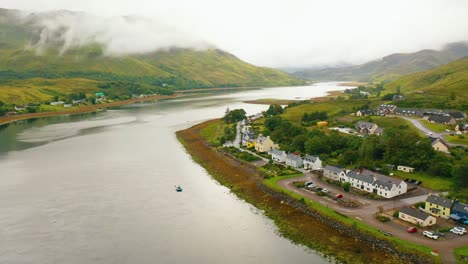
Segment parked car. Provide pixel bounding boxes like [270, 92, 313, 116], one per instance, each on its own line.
[304, 181, 313, 187]
[423, 231, 439, 240]
[407, 227, 417, 233]
[316, 187, 323, 191]
[453, 226, 467, 234]
[445, 129, 451, 132]
[308, 184, 316, 189]
[321, 188, 329, 193]
[335, 193, 343, 199]
[450, 228, 465, 235]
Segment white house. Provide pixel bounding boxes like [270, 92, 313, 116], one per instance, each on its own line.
[50, 101, 64, 106]
[285, 153, 303, 168]
[399, 207, 436, 227]
[340, 169, 408, 198]
[303, 154, 322, 171]
[397, 165, 415, 173]
[270, 149, 287, 163]
[342, 170, 375, 192]
[323, 165, 345, 181]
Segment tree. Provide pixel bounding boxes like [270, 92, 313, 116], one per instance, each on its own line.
[342, 182, 351, 192]
[452, 160, 468, 188]
[223, 108, 246, 124]
[265, 104, 283, 116]
[53, 95, 59, 102]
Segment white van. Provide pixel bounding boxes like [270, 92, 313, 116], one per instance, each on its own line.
[423, 231, 439, 240]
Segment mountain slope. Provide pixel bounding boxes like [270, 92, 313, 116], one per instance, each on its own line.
[294, 42, 468, 82]
[0, 8, 303, 104]
[384, 57, 468, 110]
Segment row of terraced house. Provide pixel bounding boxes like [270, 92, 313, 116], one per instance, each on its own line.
[323, 165, 408, 198]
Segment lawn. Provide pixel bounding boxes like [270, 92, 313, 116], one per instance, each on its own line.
[392, 171, 453, 191]
[280, 99, 370, 125]
[199, 119, 227, 146]
[454, 246, 468, 264]
[421, 120, 454, 133]
[262, 173, 440, 261]
[445, 134, 468, 145]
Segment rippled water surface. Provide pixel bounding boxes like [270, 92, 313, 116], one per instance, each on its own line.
[0, 83, 351, 264]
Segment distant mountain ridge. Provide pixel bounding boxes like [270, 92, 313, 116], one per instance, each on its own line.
[384, 56, 468, 110]
[294, 42, 468, 82]
[0, 8, 303, 104]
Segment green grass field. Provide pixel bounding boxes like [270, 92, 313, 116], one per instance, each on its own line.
[445, 134, 468, 145]
[454, 246, 468, 263]
[0, 78, 101, 104]
[392, 171, 453, 191]
[199, 120, 228, 146]
[281, 99, 370, 125]
[421, 120, 454, 133]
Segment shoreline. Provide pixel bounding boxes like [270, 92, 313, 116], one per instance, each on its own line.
[0, 94, 180, 126]
[243, 90, 345, 105]
[176, 120, 432, 264]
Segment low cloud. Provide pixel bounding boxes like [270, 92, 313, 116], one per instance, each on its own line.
[16, 10, 212, 56]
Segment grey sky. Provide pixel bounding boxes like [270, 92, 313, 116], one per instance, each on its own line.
[1, 0, 468, 67]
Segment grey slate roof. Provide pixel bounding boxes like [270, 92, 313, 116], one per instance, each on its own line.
[428, 115, 454, 124]
[257, 136, 267, 144]
[452, 202, 468, 214]
[448, 111, 466, 119]
[324, 165, 343, 174]
[270, 149, 285, 156]
[347, 170, 375, 184]
[356, 121, 376, 129]
[400, 207, 431, 221]
[286, 153, 302, 162]
[426, 195, 453, 208]
[375, 127, 384, 134]
[358, 109, 373, 115]
[429, 137, 449, 148]
[304, 154, 318, 163]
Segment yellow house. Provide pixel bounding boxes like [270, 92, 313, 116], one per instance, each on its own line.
[430, 138, 449, 153]
[425, 194, 453, 218]
[246, 139, 255, 149]
[255, 135, 278, 153]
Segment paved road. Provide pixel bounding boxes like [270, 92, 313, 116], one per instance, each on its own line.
[277, 174, 468, 264]
[395, 115, 466, 147]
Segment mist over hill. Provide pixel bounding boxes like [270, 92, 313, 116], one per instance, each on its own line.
[0, 8, 303, 104]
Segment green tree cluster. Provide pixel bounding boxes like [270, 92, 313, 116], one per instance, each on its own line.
[223, 108, 246, 124]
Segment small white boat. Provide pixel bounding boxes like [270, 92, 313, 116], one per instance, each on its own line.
[175, 186, 183, 192]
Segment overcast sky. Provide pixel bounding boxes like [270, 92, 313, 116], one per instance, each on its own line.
[1, 0, 468, 67]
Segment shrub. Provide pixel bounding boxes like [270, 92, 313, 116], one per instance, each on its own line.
[376, 215, 391, 222]
[393, 211, 400, 218]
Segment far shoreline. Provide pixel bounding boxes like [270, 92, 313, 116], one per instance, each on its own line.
[0, 94, 180, 126]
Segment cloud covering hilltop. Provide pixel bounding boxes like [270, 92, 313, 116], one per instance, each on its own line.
[4, 9, 212, 56]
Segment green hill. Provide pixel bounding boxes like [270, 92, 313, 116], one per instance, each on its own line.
[0, 8, 303, 104]
[294, 42, 468, 82]
[384, 57, 468, 110]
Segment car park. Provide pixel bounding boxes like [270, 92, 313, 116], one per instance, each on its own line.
[423, 231, 439, 240]
[407, 227, 417, 233]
